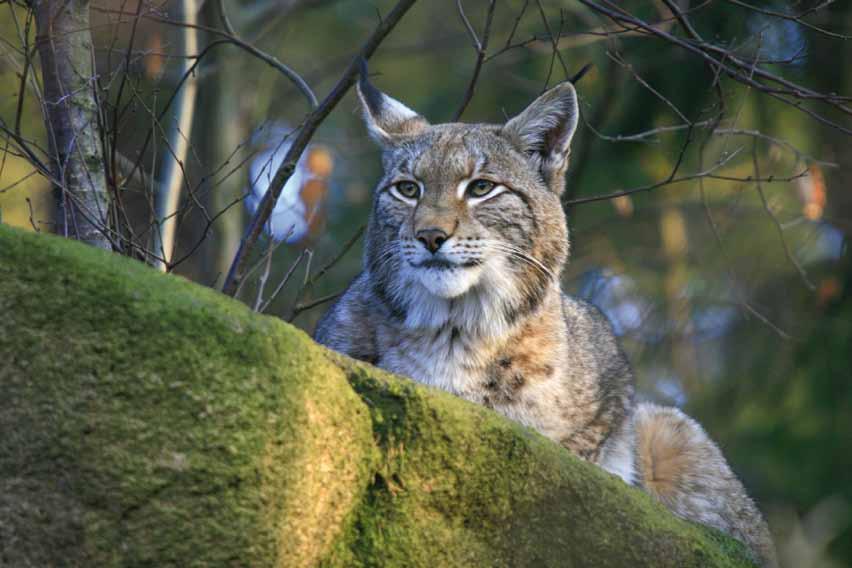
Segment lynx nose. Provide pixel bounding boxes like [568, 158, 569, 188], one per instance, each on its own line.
[416, 229, 448, 254]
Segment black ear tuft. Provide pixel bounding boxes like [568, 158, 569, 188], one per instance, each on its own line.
[355, 61, 429, 146]
[357, 58, 384, 118]
[569, 63, 593, 85]
[358, 56, 368, 80]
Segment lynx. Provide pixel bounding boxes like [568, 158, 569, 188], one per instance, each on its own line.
[315, 62, 776, 567]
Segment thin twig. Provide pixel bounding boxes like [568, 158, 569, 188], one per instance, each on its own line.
[254, 241, 275, 311]
[285, 225, 365, 316]
[699, 180, 792, 340]
[259, 249, 308, 313]
[453, 0, 497, 121]
[217, 0, 237, 36]
[306, 225, 365, 288]
[503, 0, 529, 50]
[288, 291, 343, 322]
[751, 138, 815, 291]
[13, 8, 32, 137]
[25, 197, 39, 231]
[534, 0, 570, 82]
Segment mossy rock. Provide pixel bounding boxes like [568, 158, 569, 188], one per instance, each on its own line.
[0, 225, 754, 567]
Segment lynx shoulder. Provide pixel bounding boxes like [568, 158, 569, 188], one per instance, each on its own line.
[314, 62, 776, 567]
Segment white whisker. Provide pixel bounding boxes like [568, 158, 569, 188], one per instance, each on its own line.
[482, 240, 556, 281]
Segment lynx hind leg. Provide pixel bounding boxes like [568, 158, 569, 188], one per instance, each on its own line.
[596, 413, 638, 486]
[634, 403, 777, 568]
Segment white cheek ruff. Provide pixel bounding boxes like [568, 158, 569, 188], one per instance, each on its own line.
[402, 239, 485, 300]
[388, 251, 521, 341]
[378, 259, 523, 393]
[415, 265, 483, 299]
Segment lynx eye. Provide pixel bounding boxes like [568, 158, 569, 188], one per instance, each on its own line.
[393, 181, 420, 200]
[467, 179, 496, 198]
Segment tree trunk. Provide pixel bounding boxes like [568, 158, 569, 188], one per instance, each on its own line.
[33, 0, 111, 250]
[152, 0, 198, 271]
[208, 47, 245, 283]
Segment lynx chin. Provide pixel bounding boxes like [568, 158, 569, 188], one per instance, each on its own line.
[315, 61, 777, 567]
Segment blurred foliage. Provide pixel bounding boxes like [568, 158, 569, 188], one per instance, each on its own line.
[1, 1, 850, 565]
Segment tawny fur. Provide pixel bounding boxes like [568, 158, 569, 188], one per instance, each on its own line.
[314, 65, 776, 566]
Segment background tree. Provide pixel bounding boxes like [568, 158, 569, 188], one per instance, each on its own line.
[32, 0, 111, 248]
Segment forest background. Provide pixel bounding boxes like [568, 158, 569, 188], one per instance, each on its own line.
[1, 1, 850, 566]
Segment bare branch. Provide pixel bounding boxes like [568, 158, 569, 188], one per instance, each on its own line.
[724, 0, 852, 41]
[147, 12, 319, 110]
[221, 0, 417, 297]
[578, 0, 852, 134]
[304, 225, 365, 289]
[287, 291, 342, 321]
[606, 50, 691, 123]
[566, 149, 809, 207]
[698, 179, 792, 341]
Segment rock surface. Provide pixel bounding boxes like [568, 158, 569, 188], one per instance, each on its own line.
[0, 226, 754, 567]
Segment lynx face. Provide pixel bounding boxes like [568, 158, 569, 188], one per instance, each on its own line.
[358, 67, 579, 334]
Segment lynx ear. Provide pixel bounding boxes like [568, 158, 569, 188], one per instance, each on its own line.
[357, 59, 429, 146]
[502, 82, 579, 193]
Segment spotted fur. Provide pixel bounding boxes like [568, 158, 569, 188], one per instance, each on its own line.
[314, 66, 775, 566]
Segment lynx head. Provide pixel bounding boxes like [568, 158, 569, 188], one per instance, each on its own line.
[358, 62, 577, 334]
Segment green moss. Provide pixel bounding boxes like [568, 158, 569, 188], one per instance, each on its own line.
[331, 359, 754, 567]
[0, 225, 754, 566]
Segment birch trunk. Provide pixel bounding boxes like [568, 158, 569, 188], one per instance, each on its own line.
[33, 0, 111, 250]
